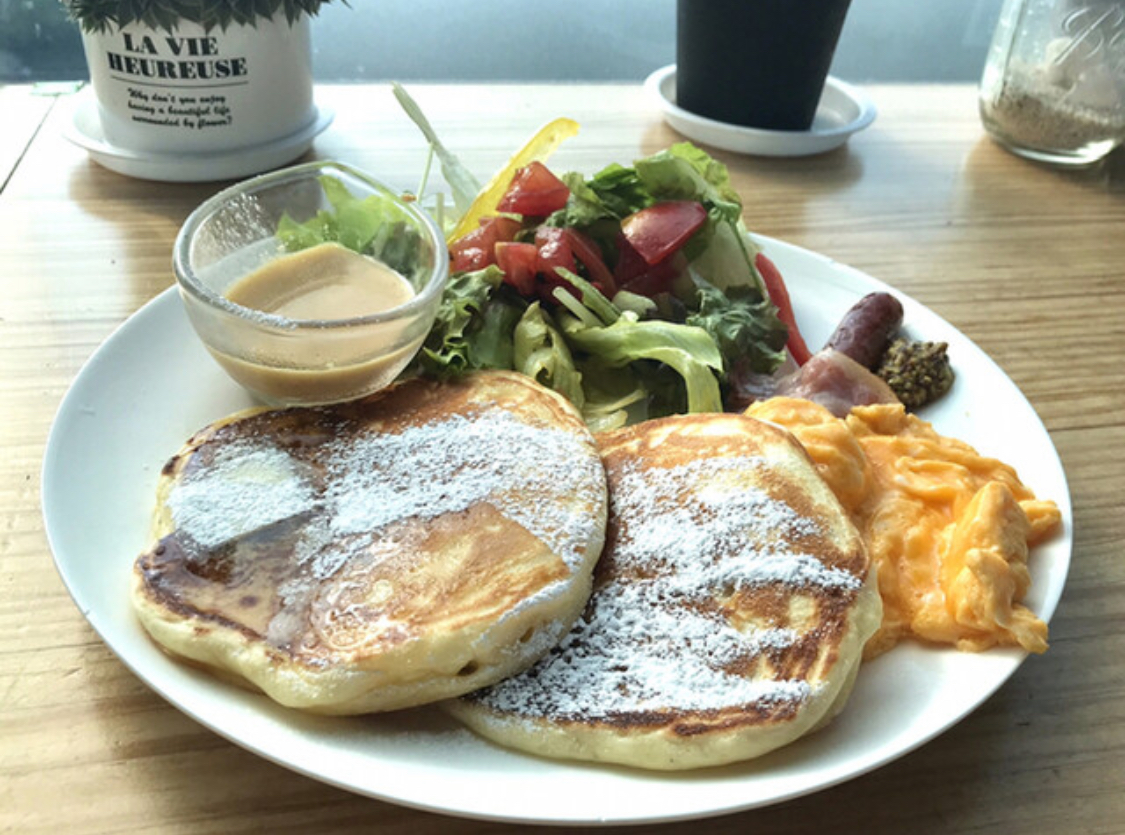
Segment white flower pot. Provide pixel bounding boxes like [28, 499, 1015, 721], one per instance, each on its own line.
[81, 15, 315, 154]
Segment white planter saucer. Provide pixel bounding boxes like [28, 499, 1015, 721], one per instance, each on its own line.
[644, 64, 876, 157]
[63, 88, 334, 183]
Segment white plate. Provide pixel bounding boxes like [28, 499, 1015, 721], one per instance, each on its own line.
[645, 64, 877, 157]
[41, 238, 1071, 825]
[62, 88, 334, 183]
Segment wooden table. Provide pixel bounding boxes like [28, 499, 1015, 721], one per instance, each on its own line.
[2, 83, 1122, 834]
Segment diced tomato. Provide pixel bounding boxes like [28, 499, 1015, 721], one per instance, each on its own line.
[613, 232, 649, 284]
[453, 213, 617, 302]
[495, 241, 539, 296]
[532, 226, 618, 301]
[496, 161, 570, 216]
[563, 227, 616, 296]
[618, 258, 684, 298]
[614, 232, 682, 297]
[449, 215, 521, 272]
[534, 226, 578, 280]
[450, 246, 490, 273]
[489, 216, 522, 240]
[620, 201, 707, 266]
[755, 252, 813, 365]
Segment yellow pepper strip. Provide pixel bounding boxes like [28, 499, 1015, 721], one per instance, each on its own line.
[447, 118, 580, 244]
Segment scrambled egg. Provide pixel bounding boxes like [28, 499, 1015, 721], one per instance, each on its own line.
[745, 397, 1061, 658]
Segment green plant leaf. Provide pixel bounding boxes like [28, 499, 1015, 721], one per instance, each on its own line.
[60, 0, 340, 33]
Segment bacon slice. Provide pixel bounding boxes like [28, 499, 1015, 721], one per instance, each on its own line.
[729, 349, 900, 416]
[775, 349, 900, 417]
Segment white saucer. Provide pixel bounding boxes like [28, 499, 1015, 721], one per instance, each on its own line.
[645, 64, 876, 157]
[63, 88, 334, 183]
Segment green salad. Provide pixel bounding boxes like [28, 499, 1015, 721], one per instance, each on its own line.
[422, 143, 790, 430]
[278, 100, 796, 430]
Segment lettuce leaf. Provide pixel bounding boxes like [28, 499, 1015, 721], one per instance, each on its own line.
[470, 293, 524, 370]
[685, 218, 764, 295]
[561, 316, 723, 415]
[276, 174, 423, 276]
[513, 302, 585, 408]
[551, 272, 724, 415]
[630, 144, 766, 298]
[275, 211, 331, 251]
[392, 82, 481, 215]
[415, 266, 526, 376]
[574, 357, 649, 431]
[686, 282, 788, 376]
[648, 142, 742, 204]
[633, 144, 741, 227]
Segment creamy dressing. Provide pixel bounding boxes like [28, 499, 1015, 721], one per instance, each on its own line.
[206, 241, 422, 405]
[205, 342, 421, 405]
[226, 241, 415, 319]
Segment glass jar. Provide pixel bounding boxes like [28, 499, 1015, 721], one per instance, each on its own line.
[979, 0, 1125, 165]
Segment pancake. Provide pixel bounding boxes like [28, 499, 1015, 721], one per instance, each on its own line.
[446, 413, 882, 770]
[131, 370, 608, 714]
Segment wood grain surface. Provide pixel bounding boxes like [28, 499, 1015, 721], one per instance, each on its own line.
[1, 83, 1122, 835]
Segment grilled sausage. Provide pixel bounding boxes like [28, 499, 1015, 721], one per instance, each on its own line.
[824, 292, 904, 369]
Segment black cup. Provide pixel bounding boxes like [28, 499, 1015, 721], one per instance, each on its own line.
[676, 0, 852, 131]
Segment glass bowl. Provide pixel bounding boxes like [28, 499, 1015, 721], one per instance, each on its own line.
[173, 161, 448, 406]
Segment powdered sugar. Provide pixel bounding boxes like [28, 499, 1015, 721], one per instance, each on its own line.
[165, 407, 605, 637]
[324, 411, 602, 574]
[472, 455, 861, 721]
[479, 576, 811, 718]
[168, 442, 317, 550]
[613, 457, 860, 596]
